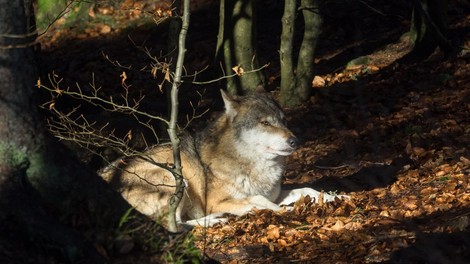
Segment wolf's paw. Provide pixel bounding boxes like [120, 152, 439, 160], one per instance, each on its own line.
[247, 195, 282, 211]
[182, 212, 228, 227]
[277, 187, 348, 206]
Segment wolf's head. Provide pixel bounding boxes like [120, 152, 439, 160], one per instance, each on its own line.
[221, 88, 299, 158]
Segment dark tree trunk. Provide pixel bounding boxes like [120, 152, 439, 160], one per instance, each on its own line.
[279, 0, 322, 107]
[216, 0, 265, 95]
[409, 0, 452, 59]
[0, 0, 139, 261]
[279, 0, 296, 105]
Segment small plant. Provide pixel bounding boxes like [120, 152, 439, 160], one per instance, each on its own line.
[162, 233, 201, 264]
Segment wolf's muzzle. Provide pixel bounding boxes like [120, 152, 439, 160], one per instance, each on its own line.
[287, 136, 299, 149]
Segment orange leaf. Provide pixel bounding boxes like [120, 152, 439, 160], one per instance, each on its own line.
[232, 65, 244, 76]
[120, 71, 127, 85]
[266, 225, 280, 240]
[312, 75, 326, 88]
[164, 68, 171, 82]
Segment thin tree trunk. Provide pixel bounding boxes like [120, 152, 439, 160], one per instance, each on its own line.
[279, 0, 321, 107]
[279, 0, 297, 106]
[296, 0, 321, 103]
[166, 0, 190, 233]
[216, 0, 264, 95]
[409, 0, 451, 59]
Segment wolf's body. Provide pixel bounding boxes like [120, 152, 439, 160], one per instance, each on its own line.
[101, 89, 338, 226]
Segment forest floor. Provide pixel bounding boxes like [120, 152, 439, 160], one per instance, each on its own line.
[36, 0, 470, 263]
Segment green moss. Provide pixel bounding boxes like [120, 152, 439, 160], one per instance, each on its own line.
[36, 0, 91, 31]
[0, 143, 29, 170]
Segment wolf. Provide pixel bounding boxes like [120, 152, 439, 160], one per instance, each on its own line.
[100, 88, 339, 226]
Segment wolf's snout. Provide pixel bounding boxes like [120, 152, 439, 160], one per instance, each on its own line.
[287, 136, 299, 149]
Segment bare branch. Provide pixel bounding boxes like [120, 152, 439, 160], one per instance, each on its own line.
[39, 72, 169, 126]
[191, 63, 270, 85]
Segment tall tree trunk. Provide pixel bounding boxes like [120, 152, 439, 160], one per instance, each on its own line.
[0, 1, 145, 261]
[296, 0, 321, 103]
[279, 0, 322, 107]
[166, 0, 190, 233]
[279, 0, 296, 106]
[216, 0, 264, 95]
[409, 0, 452, 59]
[0, 0, 105, 262]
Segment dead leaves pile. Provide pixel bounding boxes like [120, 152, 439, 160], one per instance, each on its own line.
[195, 156, 470, 263]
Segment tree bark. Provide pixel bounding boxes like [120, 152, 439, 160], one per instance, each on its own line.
[279, 0, 322, 107]
[409, 0, 452, 59]
[279, 0, 297, 106]
[216, 0, 264, 95]
[166, 0, 190, 233]
[0, 0, 106, 262]
[0, 1, 144, 261]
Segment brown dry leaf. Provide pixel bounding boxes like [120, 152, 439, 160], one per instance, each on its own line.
[460, 156, 470, 165]
[439, 163, 453, 173]
[344, 221, 363, 231]
[331, 220, 345, 231]
[369, 65, 380, 72]
[266, 225, 281, 240]
[379, 210, 390, 217]
[268, 242, 275, 252]
[125, 130, 132, 141]
[373, 188, 388, 198]
[436, 193, 455, 203]
[317, 231, 330, 241]
[284, 229, 298, 242]
[312, 75, 326, 88]
[277, 238, 287, 247]
[390, 184, 401, 194]
[88, 6, 96, 18]
[412, 147, 426, 157]
[232, 65, 244, 76]
[100, 25, 112, 34]
[420, 186, 437, 196]
[403, 196, 418, 210]
[120, 71, 127, 85]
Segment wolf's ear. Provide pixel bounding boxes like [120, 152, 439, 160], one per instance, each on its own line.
[220, 89, 239, 120]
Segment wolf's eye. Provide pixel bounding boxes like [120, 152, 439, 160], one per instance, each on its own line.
[261, 120, 271, 126]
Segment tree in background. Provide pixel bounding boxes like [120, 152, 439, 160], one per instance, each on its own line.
[279, 0, 322, 107]
[216, 0, 265, 95]
[0, 0, 108, 262]
[409, 0, 452, 59]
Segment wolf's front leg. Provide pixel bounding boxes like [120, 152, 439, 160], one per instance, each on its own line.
[276, 187, 341, 206]
[210, 195, 281, 216]
[183, 195, 281, 227]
